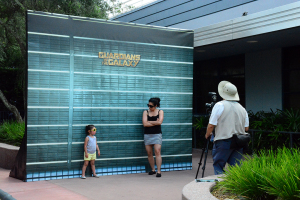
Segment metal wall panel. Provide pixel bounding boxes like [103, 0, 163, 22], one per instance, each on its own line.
[26, 11, 193, 181]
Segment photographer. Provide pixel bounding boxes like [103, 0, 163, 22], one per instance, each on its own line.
[205, 81, 249, 175]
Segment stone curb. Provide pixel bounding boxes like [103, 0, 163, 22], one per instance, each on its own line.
[182, 175, 223, 200]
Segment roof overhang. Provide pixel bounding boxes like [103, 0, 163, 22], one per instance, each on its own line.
[194, 1, 300, 61]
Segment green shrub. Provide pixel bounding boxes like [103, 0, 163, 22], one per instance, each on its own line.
[193, 109, 300, 150]
[193, 115, 209, 130]
[193, 115, 210, 148]
[218, 147, 300, 200]
[247, 109, 300, 151]
[0, 120, 25, 146]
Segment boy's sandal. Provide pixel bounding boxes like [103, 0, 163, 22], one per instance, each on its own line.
[81, 176, 86, 179]
[156, 173, 161, 178]
[148, 171, 156, 175]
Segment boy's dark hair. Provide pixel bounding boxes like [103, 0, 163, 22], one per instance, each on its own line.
[149, 97, 160, 107]
[85, 125, 95, 135]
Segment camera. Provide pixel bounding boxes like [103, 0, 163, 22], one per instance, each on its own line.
[205, 92, 217, 114]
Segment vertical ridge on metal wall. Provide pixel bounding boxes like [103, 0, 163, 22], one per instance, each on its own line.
[68, 34, 74, 168]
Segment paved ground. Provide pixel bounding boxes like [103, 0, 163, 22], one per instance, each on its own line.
[0, 149, 214, 200]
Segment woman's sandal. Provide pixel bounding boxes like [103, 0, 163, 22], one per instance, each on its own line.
[148, 171, 156, 175]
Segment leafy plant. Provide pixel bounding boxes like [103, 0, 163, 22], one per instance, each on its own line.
[248, 108, 300, 152]
[193, 115, 209, 130]
[249, 108, 300, 132]
[260, 148, 300, 199]
[192, 115, 210, 148]
[218, 147, 300, 200]
[0, 120, 25, 146]
[193, 109, 300, 150]
[284, 109, 300, 132]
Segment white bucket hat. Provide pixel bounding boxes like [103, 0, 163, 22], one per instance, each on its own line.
[218, 81, 239, 101]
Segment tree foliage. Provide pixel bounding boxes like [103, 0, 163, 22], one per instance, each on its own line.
[0, 0, 129, 122]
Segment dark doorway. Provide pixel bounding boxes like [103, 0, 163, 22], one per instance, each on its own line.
[193, 54, 245, 115]
[282, 45, 300, 110]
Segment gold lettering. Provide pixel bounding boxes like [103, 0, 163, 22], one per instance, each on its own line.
[102, 52, 107, 58]
[130, 54, 136, 60]
[114, 59, 119, 66]
[128, 60, 133, 67]
[114, 53, 119, 59]
[133, 60, 139, 67]
[118, 60, 124, 67]
[100, 52, 140, 67]
[103, 59, 108, 65]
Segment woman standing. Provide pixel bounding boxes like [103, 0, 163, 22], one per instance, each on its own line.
[143, 97, 164, 178]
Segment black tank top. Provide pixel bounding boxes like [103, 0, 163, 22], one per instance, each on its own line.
[144, 110, 162, 134]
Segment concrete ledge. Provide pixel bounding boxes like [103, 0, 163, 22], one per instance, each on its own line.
[182, 175, 223, 200]
[0, 189, 16, 200]
[0, 143, 19, 169]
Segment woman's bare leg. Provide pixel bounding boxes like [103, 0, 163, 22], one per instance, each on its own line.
[145, 145, 155, 171]
[154, 144, 162, 173]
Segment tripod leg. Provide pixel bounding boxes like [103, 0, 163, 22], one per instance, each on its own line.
[201, 139, 210, 178]
[195, 146, 205, 180]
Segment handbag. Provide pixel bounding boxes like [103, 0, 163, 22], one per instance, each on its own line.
[230, 133, 251, 149]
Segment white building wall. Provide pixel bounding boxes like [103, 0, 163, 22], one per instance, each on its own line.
[245, 49, 282, 112]
[171, 0, 299, 30]
[194, 1, 300, 47]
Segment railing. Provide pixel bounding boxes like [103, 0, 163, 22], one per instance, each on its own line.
[193, 127, 300, 153]
[248, 129, 300, 153]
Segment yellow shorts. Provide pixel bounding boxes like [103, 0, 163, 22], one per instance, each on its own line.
[84, 152, 96, 161]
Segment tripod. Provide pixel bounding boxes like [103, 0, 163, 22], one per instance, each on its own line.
[195, 136, 210, 180]
[194, 92, 217, 182]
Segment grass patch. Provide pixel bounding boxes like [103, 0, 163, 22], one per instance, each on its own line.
[215, 147, 300, 200]
[0, 121, 25, 146]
